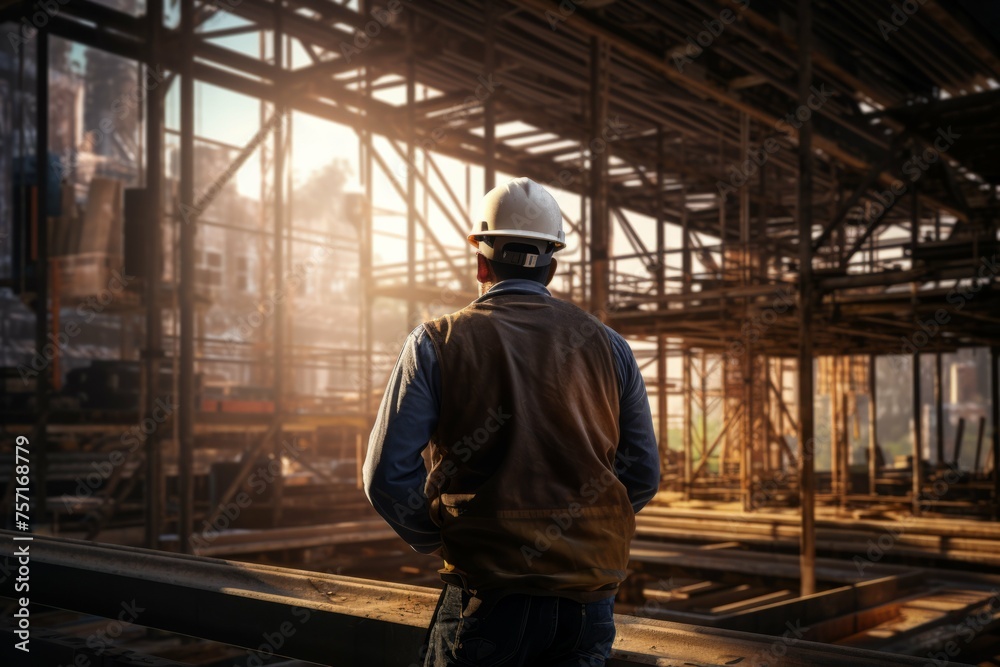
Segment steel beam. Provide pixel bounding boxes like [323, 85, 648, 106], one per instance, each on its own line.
[405, 13, 418, 329]
[742, 346, 753, 512]
[682, 350, 692, 499]
[483, 2, 496, 192]
[655, 129, 667, 463]
[936, 352, 945, 466]
[973, 416, 986, 474]
[797, 0, 817, 598]
[385, 140, 469, 248]
[508, 0, 909, 185]
[271, 1, 286, 527]
[993, 346, 1000, 519]
[911, 175, 923, 517]
[589, 36, 609, 318]
[41, 0, 971, 231]
[178, 0, 196, 554]
[369, 144, 463, 283]
[33, 25, 50, 530]
[362, 51, 374, 422]
[0, 534, 951, 667]
[952, 418, 966, 468]
[143, 0, 165, 551]
[831, 358, 841, 504]
[912, 353, 923, 515]
[868, 355, 878, 496]
[691, 405, 744, 479]
[811, 137, 903, 253]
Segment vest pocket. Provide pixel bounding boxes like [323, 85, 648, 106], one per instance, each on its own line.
[440, 504, 633, 593]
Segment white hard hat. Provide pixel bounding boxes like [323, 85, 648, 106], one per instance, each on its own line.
[468, 177, 566, 267]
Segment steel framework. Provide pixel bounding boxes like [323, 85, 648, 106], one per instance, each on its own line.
[2, 0, 1000, 601]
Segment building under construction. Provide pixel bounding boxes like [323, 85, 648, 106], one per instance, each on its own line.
[2, 0, 1000, 664]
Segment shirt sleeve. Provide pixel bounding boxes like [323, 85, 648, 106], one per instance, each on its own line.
[363, 326, 443, 554]
[605, 325, 660, 513]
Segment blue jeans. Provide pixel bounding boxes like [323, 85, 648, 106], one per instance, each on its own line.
[423, 585, 616, 667]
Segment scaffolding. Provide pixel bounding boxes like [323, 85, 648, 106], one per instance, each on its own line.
[2, 0, 1000, 600]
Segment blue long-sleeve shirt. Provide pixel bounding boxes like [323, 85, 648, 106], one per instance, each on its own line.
[363, 279, 660, 554]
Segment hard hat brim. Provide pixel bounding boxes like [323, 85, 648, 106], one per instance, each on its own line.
[467, 229, 567, 250]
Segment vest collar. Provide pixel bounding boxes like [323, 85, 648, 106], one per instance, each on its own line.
[475, 279, 551, 304]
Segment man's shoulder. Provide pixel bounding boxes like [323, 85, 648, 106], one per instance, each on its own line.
[421, 306, 465, 331]
[601, 322, 627, 345]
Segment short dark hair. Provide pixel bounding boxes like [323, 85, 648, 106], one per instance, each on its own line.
[490, 259, 551, 283]
[481, 239, 553, 283]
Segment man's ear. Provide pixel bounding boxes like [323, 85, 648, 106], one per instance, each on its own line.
[543, 258, 558, 286]
[476, 253, 492, 284]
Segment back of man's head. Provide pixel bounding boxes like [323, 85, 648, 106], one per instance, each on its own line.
[468, 178, 566, 284]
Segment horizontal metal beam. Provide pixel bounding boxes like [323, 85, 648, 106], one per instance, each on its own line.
[0, 533, 953, 667]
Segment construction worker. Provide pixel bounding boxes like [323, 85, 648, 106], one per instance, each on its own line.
[364, 177, 659, 666]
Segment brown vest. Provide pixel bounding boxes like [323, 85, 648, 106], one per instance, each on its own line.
[422, 293, 633, 600]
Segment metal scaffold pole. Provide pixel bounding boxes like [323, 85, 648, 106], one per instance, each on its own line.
[868, 355, 878, 497]
[405, 11, 417, 329]
[656, 128, 667, 463]
[936, 352, 945, 466]
[683, 349, 692, 500]
[589, 36, 609, 319]
[992, 346, 999, 519]
[178, 0, 196, 555]
[34, 26, 50, 529]
[484, 3, 496, 193]
[361, 29, 374, 426]
[144, 0, 165, 548]
[911, 175, 922, 516]
[797, 0, 817, 598]
[271, 1, 286, 526]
